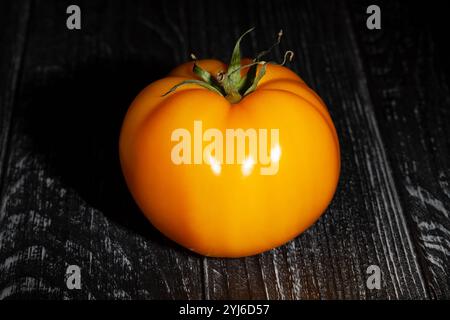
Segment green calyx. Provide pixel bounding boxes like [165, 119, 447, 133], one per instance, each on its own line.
[163, 28, 294, 104]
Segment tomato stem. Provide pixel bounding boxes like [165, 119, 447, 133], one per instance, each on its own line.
[163, 28, 294, 103]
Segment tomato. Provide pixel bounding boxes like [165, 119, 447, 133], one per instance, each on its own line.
[119, 29, 340, 257]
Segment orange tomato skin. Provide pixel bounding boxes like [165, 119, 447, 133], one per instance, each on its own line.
[119, 59, 340, 257]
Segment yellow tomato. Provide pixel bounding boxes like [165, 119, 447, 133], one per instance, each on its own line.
[119, 31, 340, 257]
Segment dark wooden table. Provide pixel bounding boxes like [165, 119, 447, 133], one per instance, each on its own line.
[0, 0, 449, 299]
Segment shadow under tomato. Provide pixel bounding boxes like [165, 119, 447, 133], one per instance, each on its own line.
[22, 56, 190, 251]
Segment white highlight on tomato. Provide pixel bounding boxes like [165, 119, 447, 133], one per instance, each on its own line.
[209, 155, 222, 176]
[270, 145, 281, 163]
[241, 156, 255, 176]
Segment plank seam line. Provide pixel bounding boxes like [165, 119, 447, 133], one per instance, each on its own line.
[202, 257, 210, 300]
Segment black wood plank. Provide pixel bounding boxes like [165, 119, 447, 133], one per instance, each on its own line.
[0, 0, 33, 298]
[349, 1, 450, 298]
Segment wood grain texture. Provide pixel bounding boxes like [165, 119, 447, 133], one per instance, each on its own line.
[349, 0, 450, 298]
[0, 0, 447, 299]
